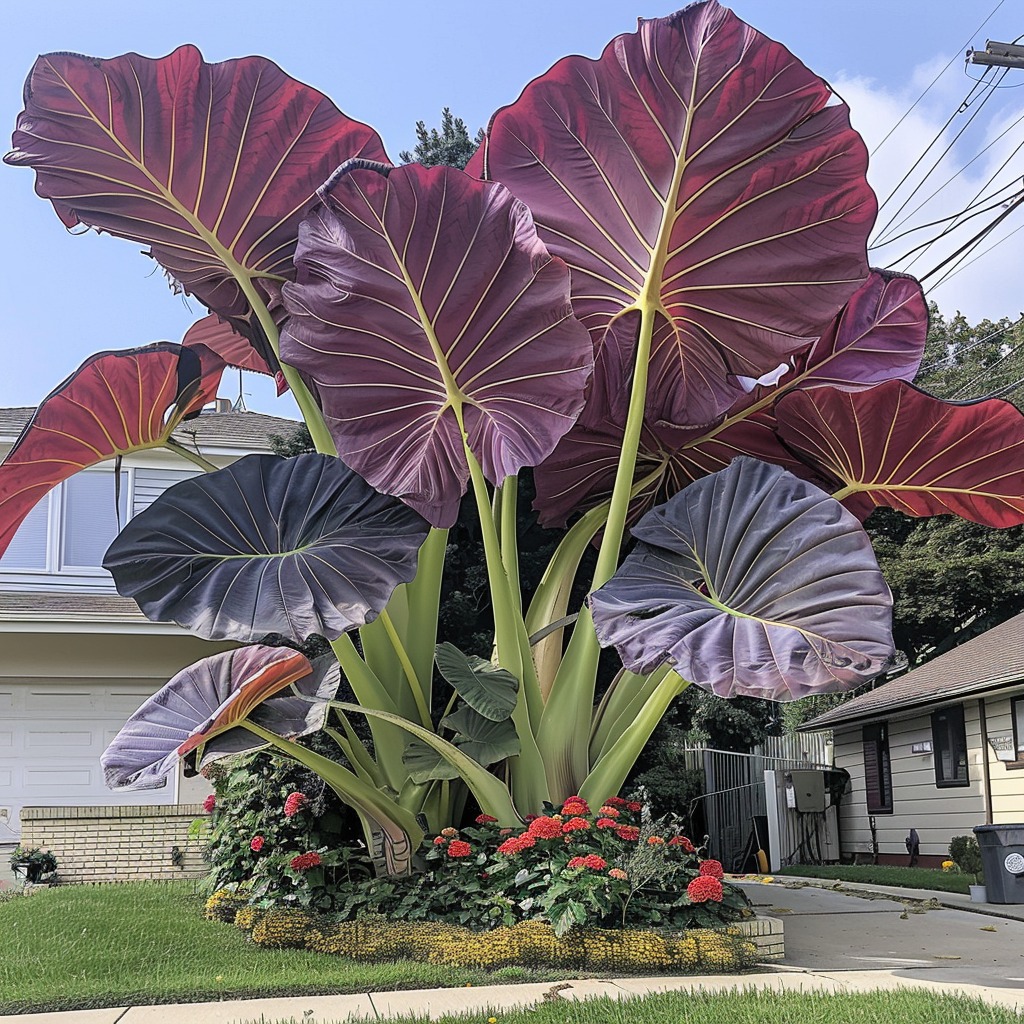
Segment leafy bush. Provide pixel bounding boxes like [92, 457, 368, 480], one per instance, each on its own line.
[949, 835, 984, 884]
[200, 747, 368, 909]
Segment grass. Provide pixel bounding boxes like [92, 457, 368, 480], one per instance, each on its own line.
[0, 882, 564, 1015]
[242, 990, 1021, 1024]
[775, 863, 970, 894]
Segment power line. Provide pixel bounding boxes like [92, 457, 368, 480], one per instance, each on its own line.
[917, 317, 1021, 375]
[930, 220, 1024, 291]
[869, 0, 1006, 158]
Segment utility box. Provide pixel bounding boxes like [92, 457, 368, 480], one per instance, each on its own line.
[789, 770, 827, 813]
[974, 824, 1024, 904]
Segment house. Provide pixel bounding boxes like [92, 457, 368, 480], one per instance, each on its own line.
[800, 611, 1024, 867]
[0, 403, 301, 881]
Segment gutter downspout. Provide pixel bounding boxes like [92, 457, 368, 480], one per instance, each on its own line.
[979, 697, 993, 825]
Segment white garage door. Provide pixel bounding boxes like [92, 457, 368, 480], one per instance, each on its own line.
[0, 680, 176, 840]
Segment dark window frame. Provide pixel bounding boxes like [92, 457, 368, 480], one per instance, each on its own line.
[863, 723, 893, 814]
[931, 704, 970, 788]
[1010, 697, 1024, 770]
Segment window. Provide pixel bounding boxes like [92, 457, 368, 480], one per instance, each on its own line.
[1012, 698, 1024, 764]
[0, 470, 129, 574]
[862, 723, 893, 813]
[931, 705, 970, 787]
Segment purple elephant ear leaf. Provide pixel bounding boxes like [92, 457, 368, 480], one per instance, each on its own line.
[103, 453, 429, 641]
[471, 0, 875, 428]
[0, 343, 221, 560]
[588, 457, 894, 701]
[5, 46, 388, 365]
[101, 646, 313, 790]
[776, 380, 1024, 526]
[280, 163, 593, 527]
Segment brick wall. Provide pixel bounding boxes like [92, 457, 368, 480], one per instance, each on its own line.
[20, 805, 208, 884]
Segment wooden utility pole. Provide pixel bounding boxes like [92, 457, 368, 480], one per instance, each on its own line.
[969, 40, 1024, 69]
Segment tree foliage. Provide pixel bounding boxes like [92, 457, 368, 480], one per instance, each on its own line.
[399, 107, 483, 170]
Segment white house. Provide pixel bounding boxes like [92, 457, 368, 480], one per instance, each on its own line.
[801, 610, 1024, 867]
[0, 404, 300, 881]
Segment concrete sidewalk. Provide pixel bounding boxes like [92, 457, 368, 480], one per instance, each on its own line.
[4, 968, 1024, 1024]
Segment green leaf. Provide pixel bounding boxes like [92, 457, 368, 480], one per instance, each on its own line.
[435, 643, 518, 721]
[402, 740, 462, 784]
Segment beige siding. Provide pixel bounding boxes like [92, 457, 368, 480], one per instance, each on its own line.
[834, 702, 987, 859]
[984, 694, 1024, 822]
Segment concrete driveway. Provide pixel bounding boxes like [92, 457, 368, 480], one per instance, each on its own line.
[739, 880, 1024, 990]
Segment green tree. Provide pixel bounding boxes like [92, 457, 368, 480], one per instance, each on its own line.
[399, 108, 484, 171]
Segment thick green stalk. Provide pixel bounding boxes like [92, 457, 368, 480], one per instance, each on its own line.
[163, 440, 218, 473]
[403, 528, 448, 696]
[578, 672, 689, 809]
[589, 664, 672, 764]
[379, 608, 432, 729]
[500, 476, 522, 616]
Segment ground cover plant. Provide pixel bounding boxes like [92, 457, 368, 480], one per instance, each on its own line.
[4, 0, 1024, 918]
[775, 864, 971, 895]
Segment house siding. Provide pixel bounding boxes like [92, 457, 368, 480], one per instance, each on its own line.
[983, 694, 1024, 822]
[834, 701, 988, 861]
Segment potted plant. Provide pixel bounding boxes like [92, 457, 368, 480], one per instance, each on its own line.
[9, 846, 58, 885]
[949, 836, 985, 901]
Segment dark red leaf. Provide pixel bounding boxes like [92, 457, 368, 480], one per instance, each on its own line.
[0, 344, 220, 558]
[776, 379, 1024, 525]
[471, 1, 875, 427]
[6, 46, 387, 365]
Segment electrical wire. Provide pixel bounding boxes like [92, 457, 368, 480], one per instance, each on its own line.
[871, 109, 1024, 248]
[930, 220, 1024, 291]
[917, 317, 1021, 375]
[875, 67, 1005, 244]
[869, 0, 1006, 158]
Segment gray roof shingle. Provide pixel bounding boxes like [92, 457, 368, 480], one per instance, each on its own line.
[0, 406, 300, 452]
[801, 610, 1024, 730]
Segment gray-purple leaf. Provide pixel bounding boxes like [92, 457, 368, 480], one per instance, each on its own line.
[103, 453, 429, 642]
[588, 457, 894, 700]
[101, 645, 314, 791]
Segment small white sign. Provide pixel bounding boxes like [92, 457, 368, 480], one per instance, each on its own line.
[1005, 853, 1024, 875]
[911, 741, 932, 754]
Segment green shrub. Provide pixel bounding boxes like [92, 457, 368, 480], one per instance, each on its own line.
[949, 835, 984, 884]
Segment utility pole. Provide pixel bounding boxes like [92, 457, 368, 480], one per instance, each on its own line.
[968, 40, 1024, 70]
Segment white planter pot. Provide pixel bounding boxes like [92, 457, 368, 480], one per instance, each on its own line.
[969, 883, 988, 903]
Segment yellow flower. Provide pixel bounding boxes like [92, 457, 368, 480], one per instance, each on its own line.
[942, 859, 956, 872]
[215, 975, 223, 982]
[489, 1018, 498, 1023]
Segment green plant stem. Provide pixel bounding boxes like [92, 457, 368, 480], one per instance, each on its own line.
[379, 608, 432, 729]
[500, 476, 522, 615]
[235, 273, 337, 457]
[163, 440, 219, 472]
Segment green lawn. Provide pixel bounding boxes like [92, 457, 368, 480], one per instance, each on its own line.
[776, 863, 970, 894]
[247, 990, 1019, 1024]
[0, 882, 560, 1015]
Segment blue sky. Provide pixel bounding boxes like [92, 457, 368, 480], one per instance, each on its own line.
[2, 0, 1023, 417]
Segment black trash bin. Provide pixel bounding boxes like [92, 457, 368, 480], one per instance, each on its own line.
[973, 824, 1024, 904]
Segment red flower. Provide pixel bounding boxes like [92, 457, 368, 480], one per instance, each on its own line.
[669, 836, 696, 852]
[608, 867, 629, 880]
[583, 854, 607, 870]
[497, 834, 536, 856]
[202, 794, 216, 813]
[647, 836, 666, 846]
[562, 816, 591, 833]
[699, 859, 725, 880]
[567, 856, 587, 869]
[475, 814, 499, 825]
[561, 796, 590, 816]
[687, 876, 724, 903]
[433, 836, 447, 845]
[499, 828, 514, 836]
[290, 851, 321, 871]
[250, 835, 265, 853]
[616, 826, 640, 841]
[596, 817, 618, 829]
[626, 801, 643, 813]
[527, 816, 563, 839]
[447, 840, 472, 858]
[604, 796, 628, 807]
[441, 827, 459, 837]
[283, 792, 308, 818]
[597, 805, 620, 818]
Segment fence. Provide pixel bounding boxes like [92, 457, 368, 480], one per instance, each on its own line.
[681, 737, 840, 872]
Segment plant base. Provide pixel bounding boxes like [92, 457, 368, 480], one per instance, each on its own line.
[969, 884, 987, 903]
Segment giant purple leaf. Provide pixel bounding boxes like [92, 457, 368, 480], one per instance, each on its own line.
[776, 380, 1024, 525]
[103, 453, 429, 642]
[589, 457, 894, 700]
[5, 46, 388, 365]
[0, 343, 221, 559]
[280, 163, 593, 527]
[469, 1, 875, 428]
[101, 645, 315, 790]
[533, 270, 926, 526]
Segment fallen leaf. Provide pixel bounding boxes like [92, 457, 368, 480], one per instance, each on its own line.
[980, 925, 998, 932]
[933, 955, 962, 960]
